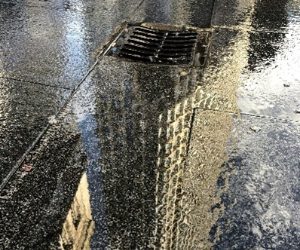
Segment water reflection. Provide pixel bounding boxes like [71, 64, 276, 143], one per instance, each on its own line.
[62, 22, 244, 246]
[62, 0, 89, 85]
[248, 0, 288, 70]
[144, 0, 172, 24]
[60, 173, 95, 249]
[188, 0, 215, 27]
[0, 0, 92, 182]
[239, 0, 300, 119]
[91, 63, 189, 249]
[214, 1, 300, 249]
[2, 0, 285, 248]
[139, 0, 215, 27]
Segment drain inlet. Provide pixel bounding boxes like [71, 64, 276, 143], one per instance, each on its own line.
[107, 24, 211, 66]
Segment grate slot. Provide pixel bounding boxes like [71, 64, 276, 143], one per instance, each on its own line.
[161, 47, 193, 52]
[162, 44, 195, 49]
[134, 30, 197, 40]
[158, 53, 192, 58]
[135, 27, 197, 37]
[119, 53, 150, 61]
[163, 39, 196, 44]
[131, 34, 162, 43]
[128, 37, 161, 45]
[123, 44, 157, 53]
[134, 27, 166, 35]
[165, 36, 197, 40]
[120, 47, 155, 57]
[158, 58, 191, 64]
[159, 51, 192, 57]
[167, 32, 198, 37]
[134, 30, 165, 38]
[127, 39, 160, 48]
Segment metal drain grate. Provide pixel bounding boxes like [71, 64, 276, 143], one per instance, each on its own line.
[108, 25, 210, 66]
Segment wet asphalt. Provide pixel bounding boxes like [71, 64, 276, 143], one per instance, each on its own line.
[0, 0, 300, 249]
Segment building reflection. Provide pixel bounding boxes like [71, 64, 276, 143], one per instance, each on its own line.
[59, 19, 251, 248]
[1, 0, 244, 249]
[93, 64, 183, 249]
[1, 0, 290, 246]
[58, 1, 256, 249]
[60, 173, 95, 249]
[59, 58, 205, 248]
[248, 0, 288, 70]
[142, 0, 215, 27]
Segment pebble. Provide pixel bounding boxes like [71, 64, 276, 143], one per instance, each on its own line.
[180, 71, 189, 77]
[250, 126, 261, 132]
[22, 163, 33, 172]
[48, 115, 58, 125]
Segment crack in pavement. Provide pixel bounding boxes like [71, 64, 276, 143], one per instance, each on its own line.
[0, 76, 72, 90]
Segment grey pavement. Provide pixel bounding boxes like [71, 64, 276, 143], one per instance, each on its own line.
[0, 0, 300, 249]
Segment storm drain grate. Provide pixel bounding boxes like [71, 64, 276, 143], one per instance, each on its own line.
[108, 24, 211, 66]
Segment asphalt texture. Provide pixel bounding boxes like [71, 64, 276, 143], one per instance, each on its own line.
[0, 0, 300, 249]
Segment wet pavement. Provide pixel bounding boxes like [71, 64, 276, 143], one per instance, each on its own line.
[1, 0, 300, 249]
[0, 0, 142, 183]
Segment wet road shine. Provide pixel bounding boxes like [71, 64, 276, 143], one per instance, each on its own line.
[0, 0, 300, 249]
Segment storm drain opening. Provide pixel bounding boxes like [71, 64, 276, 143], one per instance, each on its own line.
[107, 23, 211, 66]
